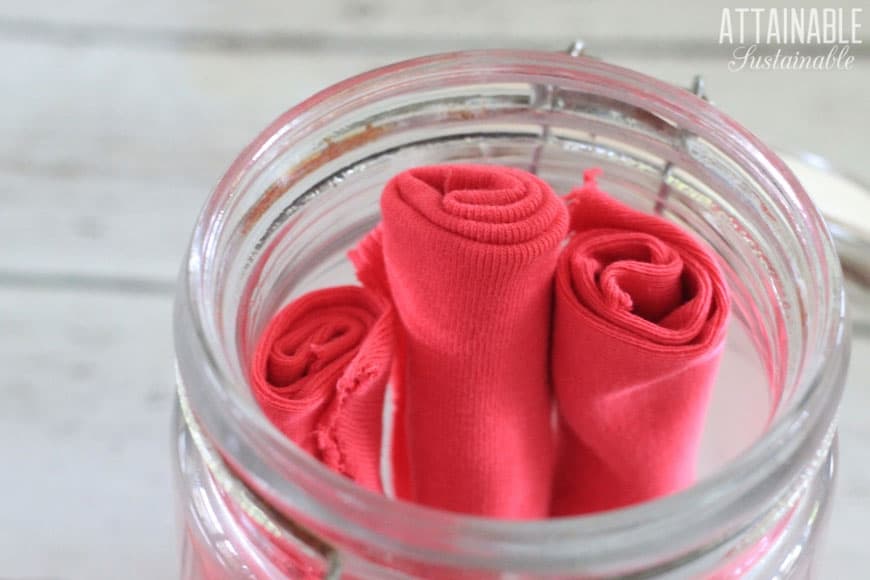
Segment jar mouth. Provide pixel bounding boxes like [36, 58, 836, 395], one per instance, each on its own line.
[174, 50, 849, 571]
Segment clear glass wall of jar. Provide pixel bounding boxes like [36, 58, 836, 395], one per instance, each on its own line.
[172, 50, 849, 579]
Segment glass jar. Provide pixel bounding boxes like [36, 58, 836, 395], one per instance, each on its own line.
[172, 50, 849, 578]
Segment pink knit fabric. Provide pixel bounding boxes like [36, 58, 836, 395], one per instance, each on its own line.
[551, 169, 730, 515]
[353, 164, 569, 518]
[250, 164, 730, 520]
[250, 286, 394, 492]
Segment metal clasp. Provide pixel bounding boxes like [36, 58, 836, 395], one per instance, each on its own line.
[531, 39, 709, 215]
[654, 74, 710, 214]
[528, 41, 588, 176]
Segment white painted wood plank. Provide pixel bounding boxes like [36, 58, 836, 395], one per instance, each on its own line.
[0, 287, 866, 578]
[1, 39, 868, 281]
[3, 0, 868, 47]
[0, 42, 391, 280]
[0, 173, 196, 284]
[0, 288, 176, 579]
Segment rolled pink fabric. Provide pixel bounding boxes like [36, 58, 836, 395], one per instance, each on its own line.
[353, 164, 569, 518]
[250, 286, 394, 492]
[551, 169, 730, 515]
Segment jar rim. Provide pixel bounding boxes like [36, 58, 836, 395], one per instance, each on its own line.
[174, 49, 849, 571]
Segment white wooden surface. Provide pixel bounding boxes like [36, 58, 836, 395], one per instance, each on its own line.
[1, 2, 868, 578]
[5, 0, 864, 43]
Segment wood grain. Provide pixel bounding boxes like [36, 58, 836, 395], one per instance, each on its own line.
[0, 0, 866, 44]
[1, 1, 868, 577]
[1, 39, 867, 281]
[0, 288, 176, 578]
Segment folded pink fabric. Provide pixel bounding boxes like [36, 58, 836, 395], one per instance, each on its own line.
[353, 164, 569, 518]
[250, 286, 394, 492]
[551, 169, 730, 515]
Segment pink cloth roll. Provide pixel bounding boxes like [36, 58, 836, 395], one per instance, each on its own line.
[551, 169, 730, 515]
[251, 286, 394, 492]
[353, 164, 569, 518]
